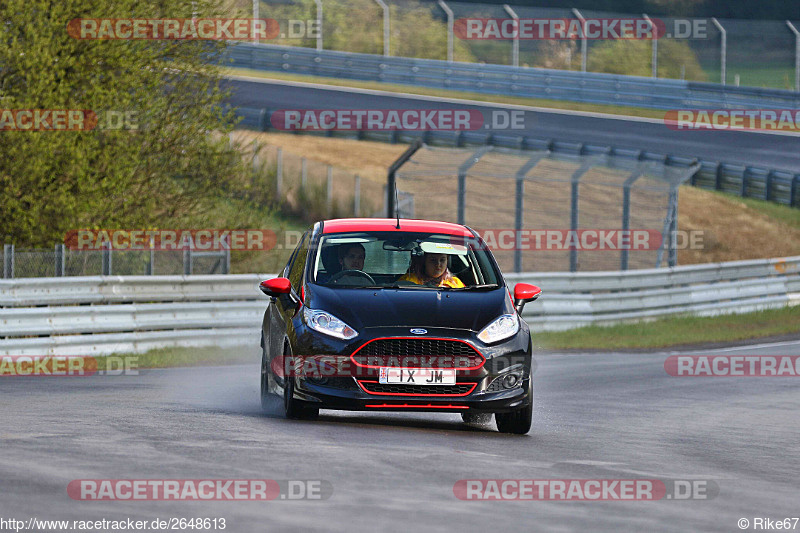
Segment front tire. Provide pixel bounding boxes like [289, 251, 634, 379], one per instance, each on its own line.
[260, 337, 274, 413]
[495, 378, 533, 435]
[282, 345, 319, 420]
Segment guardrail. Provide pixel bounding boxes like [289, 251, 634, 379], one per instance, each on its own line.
[1, 256, 798, 355]
[227, 43, 800, 111]
[511, 256, 800, 330]
[235, 107, 800, 208]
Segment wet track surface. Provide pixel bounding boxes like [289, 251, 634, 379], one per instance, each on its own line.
[2, 340, 799, 532]
[226, 77, 800, 173]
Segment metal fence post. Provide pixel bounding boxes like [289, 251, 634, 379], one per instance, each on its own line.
[374, 0, 390, 56]
[569, 158, 598, 272]
[621, 166, 646, 271]
[183, 249, 191, 276]
[147, 237, 154, 275]
[711, 18, 727, 85]
[354, 175, 361, 216]
[276, 147, 283, 197]
[314, 0, 323, 51]
[102, 241, 112, 276]
[54, 244, 65, 277]
[457, 146, 491, 225]
[513, 152, 548, 273]
[438, 0, 454, 62]
[644, 14, 657, 77]
[668, 188, 679, 267]
[788, 21, 800, 92]
[326, 165, 333, 217]
[572, 8, 587, 72]
[3, 244, 13, 279]
[504, 4, 519, 68]
[223, 234, 231, 274]
[252, 0, 259, 44]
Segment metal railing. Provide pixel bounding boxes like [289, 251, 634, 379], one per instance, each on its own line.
[2, 243, 230, 278]
[1, 255, 798, 355]
[226, 43, 800, 110]
[235, 106, 800, 208]
[250, 1, 800, 90]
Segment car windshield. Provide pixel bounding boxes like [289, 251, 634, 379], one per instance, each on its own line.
[311, 231, 501, 289]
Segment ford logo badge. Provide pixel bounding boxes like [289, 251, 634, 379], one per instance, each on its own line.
[410, 328, 427, 335]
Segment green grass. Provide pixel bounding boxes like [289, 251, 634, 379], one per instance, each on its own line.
[727, 65, 796, 91]
[224, 67, 667, 120]
[709, 190, 800, 230]
[535, 305, 800, 351]
[92, 346, 259, 371]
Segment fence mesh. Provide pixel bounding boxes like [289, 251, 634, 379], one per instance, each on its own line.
[395, 145, 692, 272]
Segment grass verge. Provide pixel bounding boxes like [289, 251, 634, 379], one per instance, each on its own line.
[535, 306, 800, 351]
[224, 67, 666, 120]
[92, 346, 259, 371]
[713, 191, 800, 231]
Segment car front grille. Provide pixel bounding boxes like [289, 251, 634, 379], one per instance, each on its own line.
[358, 380, 476, 396]
[351, 338, 484, 369]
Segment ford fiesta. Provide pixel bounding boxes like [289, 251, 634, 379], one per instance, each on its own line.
[258, 218, 542, 434]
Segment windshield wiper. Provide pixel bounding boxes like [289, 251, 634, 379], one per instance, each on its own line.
[451, 284, 499, 290]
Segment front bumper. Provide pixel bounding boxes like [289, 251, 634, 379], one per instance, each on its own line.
[284, 325, 532, 414]
[293, 378, 531, 414]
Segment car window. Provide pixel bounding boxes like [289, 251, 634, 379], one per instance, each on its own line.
[287, 231, 309, 290]
[311, 231, 501, 289]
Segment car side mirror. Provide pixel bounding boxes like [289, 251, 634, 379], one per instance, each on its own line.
[513, 283, 542, 314]
[260, 278, 302, 308]
[260, 278, 292, 298]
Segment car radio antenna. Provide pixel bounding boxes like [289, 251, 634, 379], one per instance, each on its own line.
[386, 139, 423, 229]
[395, 183, 401, 229]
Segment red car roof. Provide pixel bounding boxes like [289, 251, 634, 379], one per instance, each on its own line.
[321, 218, 473, 237]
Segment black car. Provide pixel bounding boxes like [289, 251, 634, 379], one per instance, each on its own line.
[258, 218, 542, 434]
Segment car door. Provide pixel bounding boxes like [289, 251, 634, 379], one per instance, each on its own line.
[263, 230, 310, 389]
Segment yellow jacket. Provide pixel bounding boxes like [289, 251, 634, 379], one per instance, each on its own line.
[397, 272, 465, 288]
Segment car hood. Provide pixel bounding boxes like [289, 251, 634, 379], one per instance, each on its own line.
[305, 285, 511, 332]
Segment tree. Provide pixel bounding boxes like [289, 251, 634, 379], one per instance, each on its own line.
[257, 0, 477, 61]
[0, 0, 243, 246]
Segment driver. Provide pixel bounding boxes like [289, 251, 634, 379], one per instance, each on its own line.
[338, 243, 366, 271]
[398, 252, 464, 288]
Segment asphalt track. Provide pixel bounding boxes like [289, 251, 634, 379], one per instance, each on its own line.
[2, 340, 799, 532]
[225, 77, 800, 173]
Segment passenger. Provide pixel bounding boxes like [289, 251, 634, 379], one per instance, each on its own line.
[398, 252, 464, 288]
[338, 243, 366, 271]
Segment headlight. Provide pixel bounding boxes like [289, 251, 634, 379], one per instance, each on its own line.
[477, 314, 519, 344]
[303, 308, 358, 340]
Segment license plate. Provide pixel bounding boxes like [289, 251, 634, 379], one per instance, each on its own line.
[378, 367, 456, 385]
